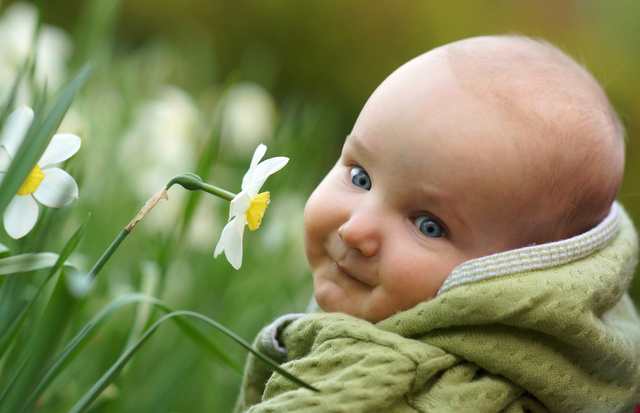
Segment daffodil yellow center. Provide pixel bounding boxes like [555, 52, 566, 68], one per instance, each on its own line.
[246, 191, 270, 231]
[17, 165, 45, 196]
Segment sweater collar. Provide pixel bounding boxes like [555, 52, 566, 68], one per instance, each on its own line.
[438, 202, 620, 294]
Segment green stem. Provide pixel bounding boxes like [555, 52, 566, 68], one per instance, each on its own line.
[166, 173, 236, 201]
[87, 229, 129, 281]
[86, 174, 235, 284]
[199, 182, 236, 201]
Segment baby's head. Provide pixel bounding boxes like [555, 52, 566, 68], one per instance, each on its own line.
[303, 35, 625, 323]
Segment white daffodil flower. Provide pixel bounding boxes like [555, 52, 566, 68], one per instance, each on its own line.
[214, 144, 288, 269]
[0, 106, 81, 239]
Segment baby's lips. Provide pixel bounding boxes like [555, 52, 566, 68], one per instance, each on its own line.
[334, 261, 377, 287]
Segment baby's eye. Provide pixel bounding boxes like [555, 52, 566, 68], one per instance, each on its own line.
[415, 216, 444, 238]
[350, 167, 371, 190]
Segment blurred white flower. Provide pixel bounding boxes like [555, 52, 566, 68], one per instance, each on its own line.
[214, 144, 288, 269]
[0, 2, 73, 106]
[34, 25, 73, 89]
[0, 106, 81, 239]
[222, 82, 277, 158]
[186, 200, 222, 252]
[121, 85, 201, 197]
[119, 85, 202, 233]
[0, 3, 37, 75]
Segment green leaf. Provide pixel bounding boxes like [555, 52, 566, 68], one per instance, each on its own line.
[0, 72, 24, 126]
[0, 215, 87, 348]
[18, 294, 156, 413]
[69, 310, 318, 413]
[0, 253, 72, 276]
[22, 294, 243, 413]
[0, 243, 8, 258]
[0, 273, 74, 412]
[0, 216, 89, 412]
[0, 63, 92, 215]
[0, 216, 89, 411]
[0, 354, 30, 411]
[0, 253, 73, 350]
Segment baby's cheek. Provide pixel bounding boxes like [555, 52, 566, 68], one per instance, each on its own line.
[383, 262, 445, 307]
[303, 187, 326, 230]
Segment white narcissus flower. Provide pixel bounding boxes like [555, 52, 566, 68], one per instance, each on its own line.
[214, 144, 288, 269]
[222, 82, 277, 158]
[0, 106, 81, 239]
[0, 3, 74, 107]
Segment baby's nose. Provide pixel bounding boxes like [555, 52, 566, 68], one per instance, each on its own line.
[337, 213, 381, 257]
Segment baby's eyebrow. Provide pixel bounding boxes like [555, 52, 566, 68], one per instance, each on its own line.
[345, 134, 370, 158]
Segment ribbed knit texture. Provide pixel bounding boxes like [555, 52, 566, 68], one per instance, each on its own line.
[235, 205, 640, 413]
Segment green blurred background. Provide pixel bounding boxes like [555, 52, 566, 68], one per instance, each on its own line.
[2, 0, 640, 411]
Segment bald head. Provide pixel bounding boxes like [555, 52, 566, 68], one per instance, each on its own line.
[439, 35, 624, 245]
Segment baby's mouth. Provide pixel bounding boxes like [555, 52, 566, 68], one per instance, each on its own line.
[334, 262, 353, 278]
[333, 261, 375, 288]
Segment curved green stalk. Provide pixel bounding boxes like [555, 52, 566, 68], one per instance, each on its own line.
[70, 310, 319, 413]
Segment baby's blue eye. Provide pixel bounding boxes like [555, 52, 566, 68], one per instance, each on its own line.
[350, 167, 371, 190]
[415, 216, 444, 238]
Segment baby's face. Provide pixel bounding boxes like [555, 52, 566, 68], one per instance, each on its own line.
[304, 50, 530, 323]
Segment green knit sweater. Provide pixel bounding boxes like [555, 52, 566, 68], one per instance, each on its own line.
[234, 203, 640, 413]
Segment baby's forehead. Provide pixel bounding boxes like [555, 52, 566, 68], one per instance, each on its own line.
[441, 36, 609, 114]
[432, 37, 622, 243]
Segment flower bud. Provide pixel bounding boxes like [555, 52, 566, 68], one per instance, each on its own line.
[167, 173, 203, 191]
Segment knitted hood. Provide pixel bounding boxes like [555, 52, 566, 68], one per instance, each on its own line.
[377, 202, 640, 412]
[238, 203, 640, 413]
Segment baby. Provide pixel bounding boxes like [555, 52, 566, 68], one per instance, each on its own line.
[235, 35, 640, 413]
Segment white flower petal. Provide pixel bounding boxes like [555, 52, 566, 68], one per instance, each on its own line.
[229, 191, 251, 219]
[214, 220, 232, 258]
[214, 218, 244, 269]
[33, 168, 78, 207]
[4, 195, 39, 239]
[0, 106, 34, 158]
[234, 212, 248, 234]
[241, 143, 267, 190]
[38, 133, 81, 167]
[244, 157, 289, 197]
[0, 147, 10, 172]
[253, 157, 289, 183]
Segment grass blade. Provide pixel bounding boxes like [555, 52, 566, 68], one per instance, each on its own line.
[0, 216, 89, 355]
[70, 310, 318, 413]
[22, 294, 243, 413]
[18, 294, 158, 413]
[0, 219, 88, 409]
[0, 353, 31, 409]
[0, 253, 70, 275]
[0, 72, 24, 125]
[0, 273, 74, 412]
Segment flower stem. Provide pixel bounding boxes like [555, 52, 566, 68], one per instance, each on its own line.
[86, 174, 235, 284]
[87, 229, 129, 281]
[166, 173, 236, 201]
[199, 182, 236, 201]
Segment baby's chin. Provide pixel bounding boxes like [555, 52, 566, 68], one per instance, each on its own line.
[313, 288, 397, 324]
